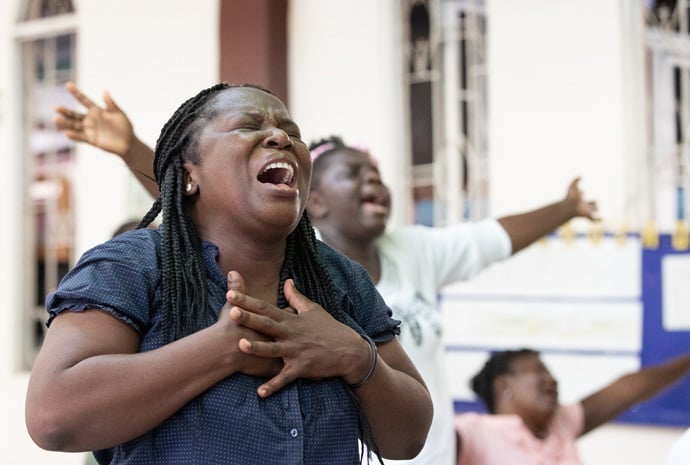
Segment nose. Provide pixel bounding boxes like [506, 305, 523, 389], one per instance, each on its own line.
[363, 166, 382, 184]
[543, 370, 557, 385]
[262, 127, 292, 149]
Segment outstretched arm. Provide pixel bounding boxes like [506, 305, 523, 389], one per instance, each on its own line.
[497, 177, 598, 254]
[580, 353, 690, 436]
[54, 82, 158, 197]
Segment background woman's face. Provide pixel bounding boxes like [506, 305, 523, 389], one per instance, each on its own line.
[310, 149, 391, 238]
[502, 354, 559, 418]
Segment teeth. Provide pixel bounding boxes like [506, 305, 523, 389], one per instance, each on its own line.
[262, 162, 294, 175]
[260, 161, 295, 185]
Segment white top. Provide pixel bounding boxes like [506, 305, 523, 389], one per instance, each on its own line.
[373, 219, 512, 465]
[663, 428, 690, 465]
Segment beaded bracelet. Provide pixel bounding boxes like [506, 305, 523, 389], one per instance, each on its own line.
[348, 334, 378, 389]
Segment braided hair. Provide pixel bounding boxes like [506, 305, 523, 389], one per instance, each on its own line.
[137, 83, 382, 463]
[470, 348, 539, 413]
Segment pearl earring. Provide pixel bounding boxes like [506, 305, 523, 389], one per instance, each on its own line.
[185, 183, 192, 192]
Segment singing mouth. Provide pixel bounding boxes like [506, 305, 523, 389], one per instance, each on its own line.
[257, 161, 296, 187]
[361, 191, 389, 209]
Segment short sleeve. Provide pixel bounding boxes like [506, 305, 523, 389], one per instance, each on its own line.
[381, 219, 512, 289]
[46, 229, 161, 334]
[315, 240, 400, 344]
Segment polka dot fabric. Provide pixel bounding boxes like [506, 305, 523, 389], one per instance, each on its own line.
[46, 228, 399, 464]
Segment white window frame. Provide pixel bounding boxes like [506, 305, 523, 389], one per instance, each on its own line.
[403, 0, 489, 226]
[16, 4, 77, 369]
[645, 0, 690, 234]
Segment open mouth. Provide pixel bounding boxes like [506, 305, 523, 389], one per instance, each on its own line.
[362, 192, 388, 208]
[361, 192, 389, 215]
[257, 161, 296, 187]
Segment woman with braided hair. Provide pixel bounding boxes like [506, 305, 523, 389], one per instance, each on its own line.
[51, 84, 599, 465]
[454, 348, 690, 465]
[26, 83, 433, 465]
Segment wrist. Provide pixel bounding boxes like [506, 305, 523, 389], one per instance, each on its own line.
[563, 196, 580, 219]
[347, 334, 377, 389]
[120, 134, 143, 159]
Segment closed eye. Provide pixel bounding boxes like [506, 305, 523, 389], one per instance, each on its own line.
[282, 124, 302, 140]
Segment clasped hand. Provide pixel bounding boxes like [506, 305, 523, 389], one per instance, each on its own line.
[221, 270, 363, 398]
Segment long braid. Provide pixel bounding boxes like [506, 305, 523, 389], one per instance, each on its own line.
[139, 83, 382, 461]
[138, 82, 231, 342]
[284, 213, 382, 464]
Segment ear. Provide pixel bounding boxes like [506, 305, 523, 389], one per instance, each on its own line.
[182, 162, 198, 196]
[306, 190, 328, 218]
[493, 374, 511, 400]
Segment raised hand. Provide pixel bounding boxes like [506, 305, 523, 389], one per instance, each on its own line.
[54, 82, 135, 156]
[566, 177, 598, 220]
[227, 277, 369, 398]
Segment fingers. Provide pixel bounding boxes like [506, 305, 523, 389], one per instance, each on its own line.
[227, 288, 288, 322]
[230, 308, 282, 338]
[226, 278, 308, 335]
[238, 338, 292, 397]
[61, 130, 88, 143]
[55, 106, 84, 120]
[238, 338, 283, 357]
[256, 366, 297, 398]
[54, 107, 87, 141]
[103, 90, 123, 113]
[65, 81, 97, 109]
[54, 107, 84, 126]
[240, 328, 329, 397]
[283, 279, 315, 315]
[586, 201, 599, 220]
[226, 270, 246, 294]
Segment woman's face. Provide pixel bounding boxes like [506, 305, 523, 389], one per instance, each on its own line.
[499, 354, 559, 421]
[308, 148, 391, 240]
[184, 87, 311, 239]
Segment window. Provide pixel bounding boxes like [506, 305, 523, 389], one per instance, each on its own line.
[644, 0, 690, 247]
[17, 0, 76, 368]
[402, 0, 489, 226]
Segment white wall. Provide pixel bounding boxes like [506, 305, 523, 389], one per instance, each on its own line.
[288, 0, 409, 228]
[489, 0, 608, 223]
[72, 0, 220, 255]
[488, 0, 647, 233]
[0, 0, 219, 462]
